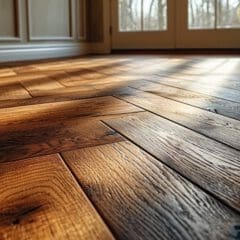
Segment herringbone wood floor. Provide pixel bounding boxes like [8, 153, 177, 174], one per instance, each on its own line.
[0, 55, 240, 240]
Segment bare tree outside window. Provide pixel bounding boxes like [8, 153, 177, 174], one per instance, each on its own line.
[118, 0, 167, 32]
[217, 0, 240, 28]
[188, 0, 215, 29]
[189, 0, 240, 29]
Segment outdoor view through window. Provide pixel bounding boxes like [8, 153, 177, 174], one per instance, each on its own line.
[118, 0, 240, 32]
[189, 0, 240, 29]
[118, 0, 167, 31]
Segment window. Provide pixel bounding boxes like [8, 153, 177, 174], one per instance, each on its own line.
[118, 0, 167, 32]
[189, 0, 240, 29]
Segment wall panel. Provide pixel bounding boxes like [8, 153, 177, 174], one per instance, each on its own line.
[0, 0, 21, 41]
[28, 0, 73, 40]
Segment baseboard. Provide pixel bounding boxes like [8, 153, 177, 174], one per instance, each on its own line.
[0, 43, 90, 63]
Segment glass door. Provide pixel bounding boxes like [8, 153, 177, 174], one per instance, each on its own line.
[111, 0, 240, 49]
[111, 0, 176, 49]
[176, 0, 240, 48]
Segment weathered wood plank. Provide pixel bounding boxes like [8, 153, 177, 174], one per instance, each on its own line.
[62, 141, 240, 240]
[0, 154, 114, 240]
[116, 89, 240, 150]
[130, 80, 240, 120]
[145, 75, 240, 103]
[0, 118, 124, 163]
[104, 112, 240, 212]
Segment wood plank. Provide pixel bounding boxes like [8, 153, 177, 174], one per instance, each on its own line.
[0, 86, 137, 109]
[131, 80, 240, 121]
[0, 118, 124, 163]
[62, 141, 240, 240]
[146, 75, 240, 103]
[156, 73, 240, 91]
[0, 96, 142, 125]
[0, 68, 16, 77]
[0, 154, 114, 240]
[20, 76, 65, 92]
[0, 84, 31, 101]
[104, 112, 240, 212]
[116, 89, 240, 150]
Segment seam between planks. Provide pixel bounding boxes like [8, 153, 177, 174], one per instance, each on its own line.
[142, 77, 240, 104]
[113, 94, 240, 152]
[129, 85, 240, 122]
[59, 152, 118, 240]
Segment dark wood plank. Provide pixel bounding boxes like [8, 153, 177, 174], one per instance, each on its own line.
[104, 112, 240, 212]
[145, 75, 240, 103]
[0, 96, 142, 125]
[62, 141, 240, 240]
[0, 154, 114, 240]
[116, 89, 240, 150]
[0, 118, 124, 163]
[130, 80, 240, 120]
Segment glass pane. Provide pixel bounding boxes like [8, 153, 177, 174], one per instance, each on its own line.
[118, 0, 141, 31]
[217, 0, 240, 28]
[143, 0, 167, 31]
[188, 0, 215, 29]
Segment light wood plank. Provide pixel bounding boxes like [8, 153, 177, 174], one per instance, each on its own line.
[116, 89, 240, 150]
[146, 75, 240, 103]
[156, 73, 240, 91]
[63, 142, 240, 240]
[20, 76, 64, 92]
[104, 112, 240, 212]
[0, 154, 114, 240]
[130, 80, 240, 120]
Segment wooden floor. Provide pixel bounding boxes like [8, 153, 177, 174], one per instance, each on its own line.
[0, 55, 240, 240]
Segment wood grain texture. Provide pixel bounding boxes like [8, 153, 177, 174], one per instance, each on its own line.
[1, 55, 240, 240]
[116, 89, 240, 150]
[62, 141, 240, 240]
[130, 80, 240, 120]
[104, 112, 240, 212]
[0, 96, 142, 125]
[146, 75, 240, 103]
[0, 118, 124, 163]
[0, 154, 114, 240]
